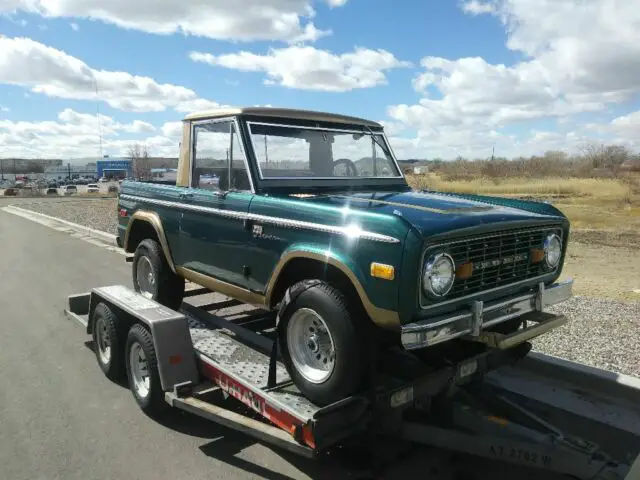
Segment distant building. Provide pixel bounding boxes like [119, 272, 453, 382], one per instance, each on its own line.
[97, 158, 132, 179]
[150, 168, 178, 182]
[43, 164, 95, 178]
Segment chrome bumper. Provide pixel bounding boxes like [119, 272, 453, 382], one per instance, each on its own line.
[401, 280, 573, 350]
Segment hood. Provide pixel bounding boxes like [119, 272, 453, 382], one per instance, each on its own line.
[287, 189, 566, 238]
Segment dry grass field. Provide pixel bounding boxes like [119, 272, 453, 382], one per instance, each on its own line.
[406, 172, 640, 302]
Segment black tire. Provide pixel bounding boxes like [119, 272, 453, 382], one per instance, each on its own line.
[132, 238, 184, 310]
[92, 302, 125, 381]
[278, 281, 369, 406]
[125, 323, 168, 416]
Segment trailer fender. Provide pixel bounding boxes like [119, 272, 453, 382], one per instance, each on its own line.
[86, 285, 200, 392]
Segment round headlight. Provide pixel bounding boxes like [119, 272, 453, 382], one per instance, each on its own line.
[423, 253, 455, 297]
[544, 233, 562, 269]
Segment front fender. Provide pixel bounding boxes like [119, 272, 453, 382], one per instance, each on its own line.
[265, 244, 400, 331]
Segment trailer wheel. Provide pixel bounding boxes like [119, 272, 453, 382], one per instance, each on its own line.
[279, 281, 368, 406]
[132, 238, 184, 310]
[125, 323, 168, 416]
[92, 302, 124, 381]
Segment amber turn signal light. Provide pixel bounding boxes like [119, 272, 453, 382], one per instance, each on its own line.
[456, 262, 473, 280]
[530, 248, 545, 264]
[370, 262, 395, 280]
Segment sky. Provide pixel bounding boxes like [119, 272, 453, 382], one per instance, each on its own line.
[0, 0, 639, 162]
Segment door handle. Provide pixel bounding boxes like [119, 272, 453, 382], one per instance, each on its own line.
[180, 192, 194, 200]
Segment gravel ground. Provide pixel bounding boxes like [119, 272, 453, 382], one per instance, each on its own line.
[13, 198, 119, 236]
[10, 197, 640, 378]
[535, 297, 640, 378]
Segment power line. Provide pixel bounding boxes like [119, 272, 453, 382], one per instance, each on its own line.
[94, 77, 104, 159]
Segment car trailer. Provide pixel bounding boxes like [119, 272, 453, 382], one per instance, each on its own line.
[64, 284, 640, 479]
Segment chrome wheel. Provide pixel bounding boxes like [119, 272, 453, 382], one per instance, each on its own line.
[286, 308, 336, 384]
[95, 316, 111, 365]
[129, 342, 150, 399]
[136, 256, 156, 299]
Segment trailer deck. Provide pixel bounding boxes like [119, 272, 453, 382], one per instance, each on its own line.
[64, 283, 640, 479]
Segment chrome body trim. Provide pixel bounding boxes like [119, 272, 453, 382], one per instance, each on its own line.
[120, 194, 400, 244]
[246, 121, 404, 181]
[401, 279, 573, 350]
[418, 226, 565, 310]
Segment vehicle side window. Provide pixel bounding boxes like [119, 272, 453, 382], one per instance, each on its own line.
[191, 120, 251, 192]
[229, 126, 251, 191]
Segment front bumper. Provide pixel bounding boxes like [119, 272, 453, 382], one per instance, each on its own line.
[401, 279, 573, 350]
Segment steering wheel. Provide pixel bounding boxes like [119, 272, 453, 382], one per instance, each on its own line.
[333, 158, 358, 177]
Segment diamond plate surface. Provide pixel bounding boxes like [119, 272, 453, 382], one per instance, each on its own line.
[185, 312, 321, 421]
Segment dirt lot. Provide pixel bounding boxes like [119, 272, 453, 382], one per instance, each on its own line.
[560, 242, 640, 301]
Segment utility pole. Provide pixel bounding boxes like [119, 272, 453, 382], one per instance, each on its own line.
[491, 143, 495, 162]
[0, 158, 4, 181]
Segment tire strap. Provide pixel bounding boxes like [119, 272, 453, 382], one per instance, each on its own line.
[267, 280, 323, 389]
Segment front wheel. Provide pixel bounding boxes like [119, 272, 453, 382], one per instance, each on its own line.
[279, 282, 369, 406]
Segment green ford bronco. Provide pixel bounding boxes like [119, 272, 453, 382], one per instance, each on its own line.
[117, 107, 573, 406]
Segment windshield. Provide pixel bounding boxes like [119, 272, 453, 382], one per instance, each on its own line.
[247, 121, 401, 180]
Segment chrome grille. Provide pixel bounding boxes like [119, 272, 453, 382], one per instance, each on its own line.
[424, 226, 563, 302]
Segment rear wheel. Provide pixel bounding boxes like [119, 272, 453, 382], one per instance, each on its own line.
[125, 324, 168, 416]
[279, 281, 369, 406]
[132, 238, 184, 310]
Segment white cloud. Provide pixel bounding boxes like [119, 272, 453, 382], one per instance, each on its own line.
[0, 109, 177, 158]
[611, 111, 640, 133]
[386, 0, 640, 158]
[0, 36, 220, 113]
[0, 0, 348, 43]
[173, 98, 226, 113]
[582, 111, 640, 150]
[0, 104, 9, 112]
[460, 0, 496, 15]
[70, 22, 79, 31]
[161, 121, 183, 138]
[190, 46, 412, 92]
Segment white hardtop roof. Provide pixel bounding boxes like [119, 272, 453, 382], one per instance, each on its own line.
[183, 107, 382, 128]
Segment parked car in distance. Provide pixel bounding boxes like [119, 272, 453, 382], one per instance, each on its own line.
[3, 187, 18, 196]
[87, 183, 100, 193]
[46, 187, 58, 195]
[63, 185, 78, 195]
[108, 185, 119, 193]
[117, 107, 573, 407]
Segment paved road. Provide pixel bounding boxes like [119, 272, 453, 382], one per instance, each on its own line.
[0, 208, 346, 480]
[0, 206, 581, 480]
